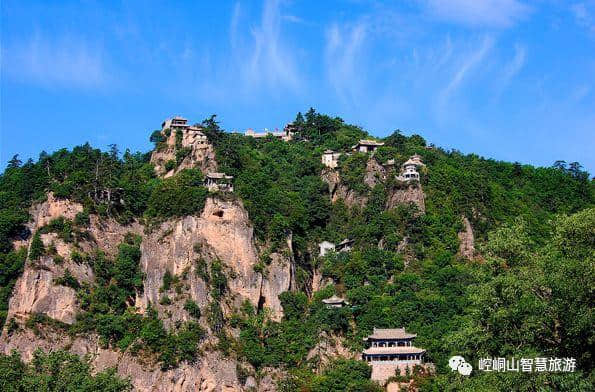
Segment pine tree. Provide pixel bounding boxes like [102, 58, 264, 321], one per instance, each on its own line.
[29, 232, 45, 260]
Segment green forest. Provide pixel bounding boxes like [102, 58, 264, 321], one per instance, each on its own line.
[0, 109, 593, 391]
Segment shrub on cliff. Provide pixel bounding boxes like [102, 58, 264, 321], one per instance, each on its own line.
[146, 169, 207, 218]
[0, 349, 131, 391]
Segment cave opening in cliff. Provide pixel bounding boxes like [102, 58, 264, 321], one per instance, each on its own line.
[257, 295, 266, 312]
[213, 210, 224, 218]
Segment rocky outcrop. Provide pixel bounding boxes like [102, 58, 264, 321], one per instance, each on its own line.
[150, 127, 218, 177]
[386, 182, 425, 213]
[1, 194, 294, 391]
[310, 266, 334, 295]
[363, 158, 387, 188]
[307, 332, 356, 372]
[137, 197, 291, 323]
[321, 158, 426, 214]
[8, 195, 94, 325]
[0, 328, 244, 392]
[137, 197, 263, 324]
[321, 157, 386, 208]
[259, 253, 292, 322]
[30, 192, 84, 228]
[321, 168, 368, 207]
[458, 216, 476, 261]
[12, 193, 142, 258]
[7, 261, 80, 324]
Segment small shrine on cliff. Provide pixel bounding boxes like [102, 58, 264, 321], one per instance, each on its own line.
[204, 172, 234, 192]
[322, 295, 349, 308]
[397, 154, 425, 182]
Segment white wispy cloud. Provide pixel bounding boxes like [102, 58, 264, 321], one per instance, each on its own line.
[442, 36, 494, 98]
[2, 32, 109, 89]
[240, 0, 300, 91]
[571, 2, 595, 35]
[282, 14, 304, 24]
[501, 43, 526, 85]
[324, 22, 367, 105]
[230, 2, 242, 50]
[421, 0, 531, 28]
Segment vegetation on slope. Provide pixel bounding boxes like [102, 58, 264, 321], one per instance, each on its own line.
[0, 109, 593, 390]
[0, 349, 131, 391]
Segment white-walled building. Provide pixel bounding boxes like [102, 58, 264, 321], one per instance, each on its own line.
[319, 241, 336, 257]
[322, 150, 342, 168]
[397, 154, 425, 182]
[322, 295, 349, 308]
[318, 239, 353, 256]
[244, 126, 294, 141]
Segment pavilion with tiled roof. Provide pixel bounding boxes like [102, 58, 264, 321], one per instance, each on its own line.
[362, 328, 425, 363]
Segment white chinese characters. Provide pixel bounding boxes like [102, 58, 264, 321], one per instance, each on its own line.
[478, 357, 576, 373]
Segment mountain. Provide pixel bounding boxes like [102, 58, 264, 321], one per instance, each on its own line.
[0, 109, 593, 391]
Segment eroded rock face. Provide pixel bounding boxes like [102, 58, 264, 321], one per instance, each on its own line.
[137, 198, 266, 323]
[321, 169, 368, 208]
[386, 182, 425, 213]
[322, 158, 425, 213]
[458, 216, 476, 260]
[363, 159, 387, 188]
[259, 253, 292, 322]
[0, 328, 244, 392]
[138, 197, 293, 324]
[2, 194, 293, 391]
[151, 128, 218, 177]
[307, 332, 356, 372]
[84, 215, 144, 258]
[7, 194, 93, 325]
[7, 261, 80, 324]
[30, 192, 84, 228]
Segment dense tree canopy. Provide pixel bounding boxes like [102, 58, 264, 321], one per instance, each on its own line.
[0, 109, 593, 390]
[0, 350, 131, 392]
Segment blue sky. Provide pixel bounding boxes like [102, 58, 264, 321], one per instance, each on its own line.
[2, 0, 594, 173]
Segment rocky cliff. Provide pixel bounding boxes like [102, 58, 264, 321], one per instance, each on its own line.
[151, 127, 218, 177]
[1, 194, 292, 391]
[321, 158, 387, 208]
[458, 216, 478, 261]
[386, 182, 425, 213]
[321, 168, 368, 207]
[322, 158, 426, 213]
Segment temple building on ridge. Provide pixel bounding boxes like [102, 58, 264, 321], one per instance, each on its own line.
[161, 116, 209, 148]
[362, 328, 426, 383]
[161, 116, 189, 130]
[352, 139, 385, 153]
[244, 125, 294, 141]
